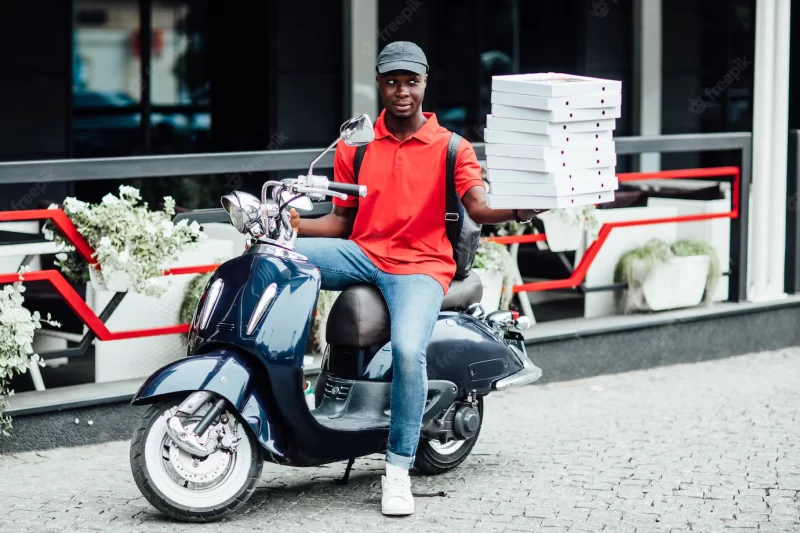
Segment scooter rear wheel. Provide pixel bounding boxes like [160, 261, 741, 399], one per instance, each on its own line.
[130, 398, 263, 522]
[414, 397, 483, 475]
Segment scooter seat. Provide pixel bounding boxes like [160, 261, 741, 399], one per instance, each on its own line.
[325, 270, 483, 348]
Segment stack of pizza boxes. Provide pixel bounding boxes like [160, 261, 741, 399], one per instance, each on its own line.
[484, 73, 621, 209]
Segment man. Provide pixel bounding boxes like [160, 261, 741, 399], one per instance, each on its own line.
[292, 41, 544, 516]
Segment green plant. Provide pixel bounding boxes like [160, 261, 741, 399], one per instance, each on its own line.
[472, 239, 516, 310]
[178, 272, 214, 325]
[43, 186, 206, 297]
[542, 205, 601, 239]
[1, 271, 60, 436]
[614, 238, 721, 312]
[311, 290, 341, 354]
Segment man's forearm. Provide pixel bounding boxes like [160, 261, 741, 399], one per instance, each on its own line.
[297, 213, 351, 238]
[468, 206, 550, 225]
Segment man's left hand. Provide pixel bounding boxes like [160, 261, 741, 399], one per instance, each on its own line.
[517, 209, 549, 221]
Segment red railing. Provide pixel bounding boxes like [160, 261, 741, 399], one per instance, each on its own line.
[1, 166, 739, 337]
[0, 209, 219, 340]
[486, 166, 740, 294]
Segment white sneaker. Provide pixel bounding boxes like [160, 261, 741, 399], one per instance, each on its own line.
[381, 475, 415, 516]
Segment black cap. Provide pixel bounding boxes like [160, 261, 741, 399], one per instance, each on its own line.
[376, 41, 428, 76]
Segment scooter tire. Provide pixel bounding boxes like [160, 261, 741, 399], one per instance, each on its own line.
[130, 398, 263, 522]
[414, 398, 483, 475]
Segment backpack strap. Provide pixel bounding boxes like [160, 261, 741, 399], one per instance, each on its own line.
[353, 144, 368, 183]
[445, 132, 463, 251]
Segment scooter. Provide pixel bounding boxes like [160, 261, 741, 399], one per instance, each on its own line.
[128, 114, 543, 522]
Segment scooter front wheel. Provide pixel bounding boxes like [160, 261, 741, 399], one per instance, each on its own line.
[130, 398, 263, 522]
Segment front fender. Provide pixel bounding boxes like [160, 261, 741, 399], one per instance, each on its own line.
[131, 348, 286, 460]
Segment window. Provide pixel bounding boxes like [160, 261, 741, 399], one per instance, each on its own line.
[71, 0, 211, 157]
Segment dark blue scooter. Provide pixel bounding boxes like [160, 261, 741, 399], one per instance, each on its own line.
[128, 114, 542, 521]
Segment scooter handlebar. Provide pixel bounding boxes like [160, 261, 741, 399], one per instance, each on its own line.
[327, 182, 367, 198]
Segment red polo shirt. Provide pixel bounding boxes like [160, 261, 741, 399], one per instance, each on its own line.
[332, 110, 485, 294]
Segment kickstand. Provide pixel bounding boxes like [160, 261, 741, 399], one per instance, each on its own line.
[335, 458, 355, 485]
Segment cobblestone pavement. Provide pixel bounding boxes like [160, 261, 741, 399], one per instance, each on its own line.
[1, 348, 799, 533]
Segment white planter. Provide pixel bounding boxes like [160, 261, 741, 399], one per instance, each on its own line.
[88, 266, 131, 293]
[639, 255, 711, 311]
[92, 237, 236, 383]
[472, 268, 504, 313]
[540, 214, 584, 252]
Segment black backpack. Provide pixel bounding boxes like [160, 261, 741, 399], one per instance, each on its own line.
[353, 132, 482, 280]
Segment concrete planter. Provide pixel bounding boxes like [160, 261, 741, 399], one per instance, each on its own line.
[472, 268, 504, 313]
[640, 255, 711, 311]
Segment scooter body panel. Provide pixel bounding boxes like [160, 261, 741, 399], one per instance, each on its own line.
[188, 251, 320, 369]
[131, 349, 287, 460]
[145, 251, 393, 466]
[133, 249, 532, 468]
[323, 311, 526, 395]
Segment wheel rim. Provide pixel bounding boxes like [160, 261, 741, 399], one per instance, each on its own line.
[428, 438, 466, 455]
[143, 405, 253, 509]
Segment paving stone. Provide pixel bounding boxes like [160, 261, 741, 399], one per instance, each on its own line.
[1, 349, 799, 532]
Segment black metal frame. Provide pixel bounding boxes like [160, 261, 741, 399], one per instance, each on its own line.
[38, 293, 126, 361]
[786, 130, 800, 294]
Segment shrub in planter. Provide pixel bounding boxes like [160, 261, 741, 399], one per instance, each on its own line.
[43, 186, 206, 297]
[472, 239, 516, 312]
[178, 271, 214, 326]
[614, 238, 721, 313]
[537, 205, 600, 252]
[1, 272, 60, 436]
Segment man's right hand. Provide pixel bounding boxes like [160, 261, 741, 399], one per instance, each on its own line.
[290, 208, 301, 232]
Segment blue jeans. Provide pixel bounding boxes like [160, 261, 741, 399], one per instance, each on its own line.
[295, 238, 444, 469]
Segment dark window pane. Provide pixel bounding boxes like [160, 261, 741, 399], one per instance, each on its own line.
[72, 0, 143, 157]
[149, 0, 211, 154]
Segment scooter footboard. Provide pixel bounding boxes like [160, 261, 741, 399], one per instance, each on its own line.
[131, 348, 286, 460]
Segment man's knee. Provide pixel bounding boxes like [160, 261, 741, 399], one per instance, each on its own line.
[392, 339, 427, 375]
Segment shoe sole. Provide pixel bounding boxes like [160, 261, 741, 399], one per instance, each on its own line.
[382, 508, 414, 516]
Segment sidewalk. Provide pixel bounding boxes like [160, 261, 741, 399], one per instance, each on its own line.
[1, 348, 799, 533]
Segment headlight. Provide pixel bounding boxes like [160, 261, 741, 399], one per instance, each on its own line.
[221, 191, 263, 235]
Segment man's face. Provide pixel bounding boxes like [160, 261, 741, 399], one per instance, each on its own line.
[377, 70, 427, 119]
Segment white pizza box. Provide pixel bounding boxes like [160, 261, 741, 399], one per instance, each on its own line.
[486, 167, 617, 184]
[487, 190, 616, 209]
[484, 128, 613, 147]
[487, 115, 616, 135]
[491, 90, 622, 111]
[488, 177, 619, 197]
[485, 141, 616, 161]
[486, 154, 617, 172]
[491, 73, 622, 98]
[491, 102, 621, 123]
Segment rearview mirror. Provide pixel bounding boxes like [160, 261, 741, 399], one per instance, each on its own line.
[280, 190, 313, 211]
[340, 114, 374, 146]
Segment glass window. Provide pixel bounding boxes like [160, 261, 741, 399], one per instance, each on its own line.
[149, 1, 211, 154]
[72, 0, 143, 157]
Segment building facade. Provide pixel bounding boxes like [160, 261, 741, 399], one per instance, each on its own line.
[1, 0, 790, 209]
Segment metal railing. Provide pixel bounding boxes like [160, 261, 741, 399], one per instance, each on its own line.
[0, 132, 753, 302]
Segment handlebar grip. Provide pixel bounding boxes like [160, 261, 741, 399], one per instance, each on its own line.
[328, 182, 367, 198]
